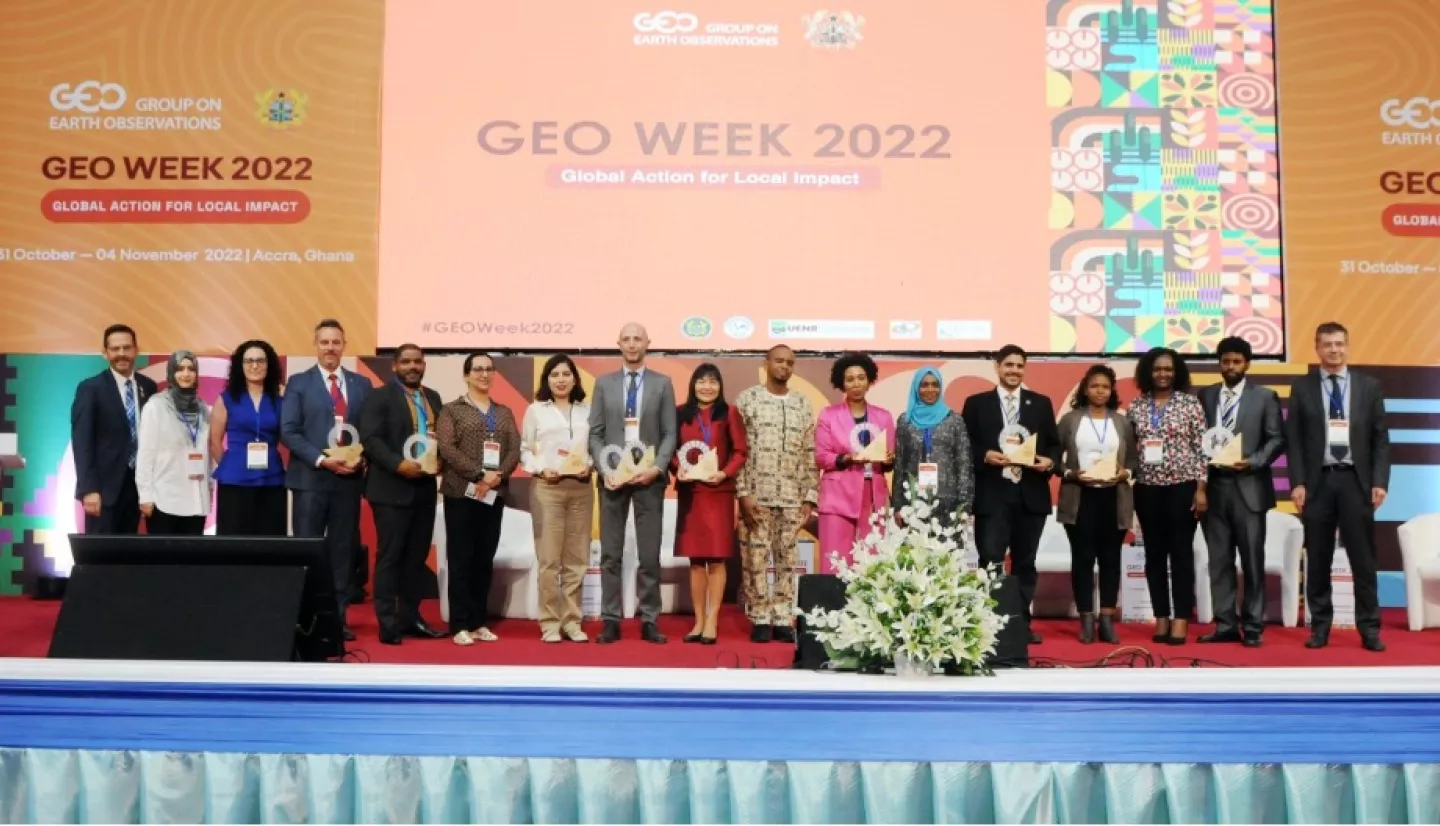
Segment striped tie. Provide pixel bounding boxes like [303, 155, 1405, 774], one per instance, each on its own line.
[1221, 389, 1237, 430]
[124, 379, 137, 467]
[1004, 394, 1021, 483]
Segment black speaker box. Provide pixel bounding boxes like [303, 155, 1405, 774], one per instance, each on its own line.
[49, 564, 306, 662]
[792, 572, 1030, 670]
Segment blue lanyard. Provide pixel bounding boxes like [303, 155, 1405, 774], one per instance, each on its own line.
[698, 409, 713, 445]
[1086, 413, 1109, 446]
[176, 411, 200, 447]
[470, 398, 497, 433]
[1149, 399, 1167, 432]
[921, 428, 934, 459]
[253, 394, 269, 442]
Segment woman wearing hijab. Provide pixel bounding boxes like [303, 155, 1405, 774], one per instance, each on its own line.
[136, 351, 213, 535]
[891, 367, 974, 527]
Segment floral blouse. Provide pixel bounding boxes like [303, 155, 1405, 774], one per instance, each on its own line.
[1127, 391, 1207, 486]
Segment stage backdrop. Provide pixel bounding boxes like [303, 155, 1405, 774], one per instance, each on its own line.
[0, 0, 383, 355]
[2, 354, 1438, 600]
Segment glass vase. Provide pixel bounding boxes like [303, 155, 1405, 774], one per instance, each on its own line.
[893, 653, 934, 679]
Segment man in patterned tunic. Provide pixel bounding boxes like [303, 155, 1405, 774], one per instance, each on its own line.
[734, 345, 819, 643]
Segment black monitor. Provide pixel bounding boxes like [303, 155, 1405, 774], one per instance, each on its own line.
[54, 535, 344, 663]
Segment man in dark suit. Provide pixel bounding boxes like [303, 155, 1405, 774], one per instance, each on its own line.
[359, 343, 446, 645]
[71, 324, 159, 534]
[1286, 321, 1390, 652]
[961, 345, 1060, 644]
[280, 319, 373, 640]
[1197, 337, 1285, 647]
[588, 322, 677, 644]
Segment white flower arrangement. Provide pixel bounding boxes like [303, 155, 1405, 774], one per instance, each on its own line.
[800, 485, 1010, 676]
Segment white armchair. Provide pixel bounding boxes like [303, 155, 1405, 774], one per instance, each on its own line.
[1193, 510, 1303, 627]
[436, 498, 540, 623]
[1399, 513, 1440, 631]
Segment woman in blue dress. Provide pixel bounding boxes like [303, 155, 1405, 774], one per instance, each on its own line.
[209, 339, 288, 535]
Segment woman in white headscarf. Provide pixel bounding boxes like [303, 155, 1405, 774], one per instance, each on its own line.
[136, 350, 213, 535]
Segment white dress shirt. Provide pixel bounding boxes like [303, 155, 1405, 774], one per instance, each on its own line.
[136, 394, 213, 516]
[522, 401, 592, 473]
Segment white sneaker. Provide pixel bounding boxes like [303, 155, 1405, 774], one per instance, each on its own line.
[541, 630, 563, 644]
[453, 630, 475, 646]
[562, 625, 589, 643]
[472, 626, 499, 642]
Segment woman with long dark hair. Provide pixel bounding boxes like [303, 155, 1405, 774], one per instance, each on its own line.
[670, 363, 747, 643]
[210, 339, 287, 535]
[1056, 364, 1136, 643]
[1128, 347, 1208, 645]
[521, 353, 595, 643]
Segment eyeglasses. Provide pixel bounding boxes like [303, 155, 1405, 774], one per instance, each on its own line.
[471, 366, 496, 374]
[242, 358, 268, 366]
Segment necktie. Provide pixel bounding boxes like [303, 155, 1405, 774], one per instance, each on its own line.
[1004, 394, 1020, 483]
[1222, 389, 1237, 430]
[124, 379, 137, 467]
[625, 372, 639, 418]
[413, 390, 429, 434]
[1328, 375, 1348, 462]
[329, 373, 347, 418]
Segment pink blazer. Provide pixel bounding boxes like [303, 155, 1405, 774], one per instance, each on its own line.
[815, 402, 895, 517]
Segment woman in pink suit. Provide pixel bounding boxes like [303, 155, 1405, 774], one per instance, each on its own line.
[815, 352, 895, 573]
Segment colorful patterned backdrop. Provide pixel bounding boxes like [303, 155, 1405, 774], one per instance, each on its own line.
[1047, 0, 1283, 354]
[4, 353, 1438, 597]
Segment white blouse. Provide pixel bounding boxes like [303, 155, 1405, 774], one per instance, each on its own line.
[136, 395, 213, 517]
[521, 401, 592, 474]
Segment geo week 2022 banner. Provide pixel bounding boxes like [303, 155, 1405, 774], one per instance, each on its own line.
[0, 0, 383, 356]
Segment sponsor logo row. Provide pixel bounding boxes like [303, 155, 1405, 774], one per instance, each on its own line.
[678, 317, 992, 342]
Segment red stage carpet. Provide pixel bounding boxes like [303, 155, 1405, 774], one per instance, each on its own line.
[0, 597, 1431, 669]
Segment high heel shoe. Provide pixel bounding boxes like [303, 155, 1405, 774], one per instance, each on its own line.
[1167, 622, 1188, 646]
[1078, 614, 1095, 645]
[683, 631, 704, 644]
[700, 636, 717, 645]
[1098, 614, 1119, 645]
[1151, 620, 1171, 643]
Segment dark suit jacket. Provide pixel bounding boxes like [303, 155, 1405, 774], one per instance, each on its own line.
[70, 369, 158, 503]
[360, 381, 445, 507]
[1285, 368, 1390, 495]
[281, 365, 373, 493]
[961, 388, 1060, 516]
[1199, 380, 1285, 512]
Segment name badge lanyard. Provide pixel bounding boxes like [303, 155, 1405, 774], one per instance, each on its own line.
[177, 411, 201, 448]
[1149, 399, 1167, 436]
[1087, 414, 1109, 449]
[921, 428, 934, 463]
[1328, 376, 1347, 419]
[698, 409, 713, 446]
[254, 394, 269, 443]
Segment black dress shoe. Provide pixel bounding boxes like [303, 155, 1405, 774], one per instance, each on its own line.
[1097, 614, 1119, 645]
[379, 630, 402, 645]
[641, 622, 667, 644]
[406, 620, 446, 639]
[751, 624, 773, 643]
[1197, 630, 1242, 644]
[343, 626, 356, 642]
[1242, 632, 1262, 648]
[1078, 614, 1095, 645]
[683, 632, 704, 644]
[1151, 621, 1171, 643]
[1304, 628, 1330, 649]
[596, 620, 621, 644]
[700, 636, 717, 646]
[1362, 635, 1386, 652]
[772, 626, 796, 644]
[1028, 631, 1043, 645]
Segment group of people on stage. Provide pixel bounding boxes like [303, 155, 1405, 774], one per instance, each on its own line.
[71, 318, 1390, 653]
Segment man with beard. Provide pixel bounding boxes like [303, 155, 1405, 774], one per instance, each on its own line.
[1197, 336, 1285, 647]
[734, 345, 818, 643]
[71, 323, 159, 534]
[961, 345, 1059, 645]
[360, 344, 446, 645]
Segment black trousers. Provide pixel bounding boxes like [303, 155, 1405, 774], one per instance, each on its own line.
[1134, 481, 1198, 620]
[292, 486, 362, 621]
[1202, 477, 1267, 635]
[372, 496, 438, 635]
[443, 495, 506, 633]
[975, 488, 1045, 627]
[147, 508, 206, 536]
[1063, 486, 1124, 613]
[215, 484, 288, 536]
[83, 471, 141, 534]
[1302, 467, 1380, 634]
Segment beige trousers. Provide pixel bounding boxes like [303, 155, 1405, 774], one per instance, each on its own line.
[531, 477, 594, 632]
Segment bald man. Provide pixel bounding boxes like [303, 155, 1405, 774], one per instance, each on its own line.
[588, 323, 678, 643]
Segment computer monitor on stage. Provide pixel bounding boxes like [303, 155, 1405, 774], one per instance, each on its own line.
[52, 535, 344, 663]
